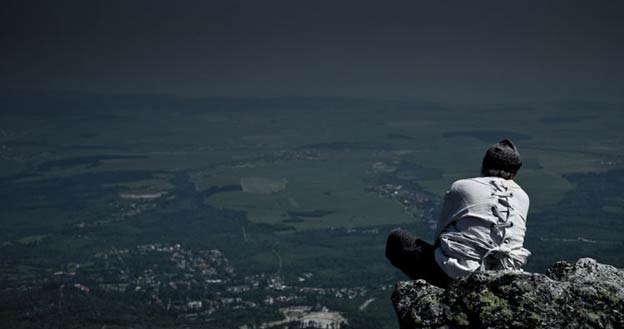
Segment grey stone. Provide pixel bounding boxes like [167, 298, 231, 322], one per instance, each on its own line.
[391, 258, 624, 329]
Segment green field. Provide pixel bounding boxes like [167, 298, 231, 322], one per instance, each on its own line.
[1, 95, 623, 328]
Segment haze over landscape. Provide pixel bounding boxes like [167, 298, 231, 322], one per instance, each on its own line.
[3, 0, 624, 102]
[1, 1, 623, 328]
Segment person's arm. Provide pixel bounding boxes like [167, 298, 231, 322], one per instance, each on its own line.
[434, 184, 460, 243]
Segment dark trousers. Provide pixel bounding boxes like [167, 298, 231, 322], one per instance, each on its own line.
[385, 228, 451, 288]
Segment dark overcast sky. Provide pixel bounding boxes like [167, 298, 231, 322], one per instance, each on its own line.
[1, 0, 623, 103]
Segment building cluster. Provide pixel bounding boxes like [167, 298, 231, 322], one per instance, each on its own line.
[39, 242, 367, 328]
[368, 182, 434, 218]
[245, 306, 348, 329]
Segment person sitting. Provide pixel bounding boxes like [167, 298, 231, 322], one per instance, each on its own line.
[385, 139, 530, 288]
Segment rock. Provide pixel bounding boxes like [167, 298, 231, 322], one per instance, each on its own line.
[391, 258, 624, 329]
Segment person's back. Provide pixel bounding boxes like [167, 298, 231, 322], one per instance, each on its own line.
[385, 139, 529, 288]
[434, 176, 530, 278]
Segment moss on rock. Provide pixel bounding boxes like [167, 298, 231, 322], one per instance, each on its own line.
[392, 258, 624, 329]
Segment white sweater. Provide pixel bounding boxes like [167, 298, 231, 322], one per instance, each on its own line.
[434, 176, 531, 278]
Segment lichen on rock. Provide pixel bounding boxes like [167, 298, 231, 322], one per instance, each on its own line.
[391, 258, 624, 329]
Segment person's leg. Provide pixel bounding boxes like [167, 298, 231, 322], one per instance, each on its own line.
[385, 228, 451, 288]
[385, 228, 432, 280]
[419, 247, 452, 288]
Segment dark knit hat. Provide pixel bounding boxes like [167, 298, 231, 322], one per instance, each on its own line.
[482, 139, 522, 173]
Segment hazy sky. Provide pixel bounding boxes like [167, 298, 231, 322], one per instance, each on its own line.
[2, 0, 623, 103]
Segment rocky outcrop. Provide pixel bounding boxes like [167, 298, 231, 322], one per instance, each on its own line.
[392, 258, 624, 328]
